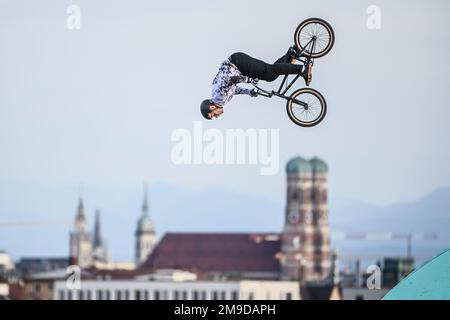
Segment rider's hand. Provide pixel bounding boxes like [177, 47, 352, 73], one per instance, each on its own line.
[250, 89, 258, 97]
[247, 78, 259, 86]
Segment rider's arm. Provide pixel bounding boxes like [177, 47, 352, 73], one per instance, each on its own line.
[235, 86, 252, 95]
[231, 76, 259, 86]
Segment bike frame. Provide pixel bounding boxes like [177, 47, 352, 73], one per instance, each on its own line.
[251, 38, 317, 108]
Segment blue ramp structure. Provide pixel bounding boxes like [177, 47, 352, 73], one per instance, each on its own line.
[383, 249, 450, 300]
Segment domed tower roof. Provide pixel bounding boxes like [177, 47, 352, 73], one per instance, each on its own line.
[286, 156, 313, 174]
[137, 215, 154, 233]
[136, 184, 155, 234]
[310, 157, 328, 173]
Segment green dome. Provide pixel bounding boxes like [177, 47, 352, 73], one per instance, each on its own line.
[136, 183, 154, 234]
[286, 156, 313, 173]
[383, 249, 450, 300]
[137, 215, 154, 233]
[310, 157, 328, 173]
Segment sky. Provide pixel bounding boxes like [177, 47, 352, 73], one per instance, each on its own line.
[1, 0, 450, 259]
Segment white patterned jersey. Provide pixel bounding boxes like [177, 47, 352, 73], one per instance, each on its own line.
[211, 59, 253, 106]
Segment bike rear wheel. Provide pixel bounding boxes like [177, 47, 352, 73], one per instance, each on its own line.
[286, 88, 327, 127]
[294, 18, 335, 59]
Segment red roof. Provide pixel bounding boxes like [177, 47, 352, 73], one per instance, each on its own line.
[140, 233, 281, 276]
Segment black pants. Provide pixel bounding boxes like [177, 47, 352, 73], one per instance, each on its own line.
[229, 51, 303, 82]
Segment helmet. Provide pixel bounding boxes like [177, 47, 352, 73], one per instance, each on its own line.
[200, 99, 213, 120]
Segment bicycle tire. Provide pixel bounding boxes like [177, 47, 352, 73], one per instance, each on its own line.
[294, 18, 335, 59]
[286, 87, 327, 127]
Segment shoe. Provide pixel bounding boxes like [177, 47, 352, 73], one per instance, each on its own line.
[288, 46, 300, 63]
[301, 62, 313, 86]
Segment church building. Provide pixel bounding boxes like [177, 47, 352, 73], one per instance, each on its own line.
[69, 197, 110, 268]
[135, 184, 157, 267]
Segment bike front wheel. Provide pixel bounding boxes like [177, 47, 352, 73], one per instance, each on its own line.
[294, 18, 335, 59]
[286, 88, 327, 127]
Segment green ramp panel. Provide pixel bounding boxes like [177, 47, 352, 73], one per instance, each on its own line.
[383, 248, 450, 300]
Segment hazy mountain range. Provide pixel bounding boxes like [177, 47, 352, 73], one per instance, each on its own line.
[0, 180, 449, 267]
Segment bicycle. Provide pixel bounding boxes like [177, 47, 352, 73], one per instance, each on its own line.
[252, 18, 335, 127]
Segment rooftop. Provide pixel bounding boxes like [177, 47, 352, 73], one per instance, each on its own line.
[140, 232, 282, 278]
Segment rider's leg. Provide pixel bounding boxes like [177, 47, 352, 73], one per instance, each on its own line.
[229, 52, 267, 79]
[229, 52, 309, 84]
[261, 63, 304, 82]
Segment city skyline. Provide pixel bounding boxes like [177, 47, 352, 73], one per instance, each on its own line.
[1, 156, 448, 266]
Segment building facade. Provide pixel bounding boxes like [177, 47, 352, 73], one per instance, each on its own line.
[382, 257, 414, 288]
[0, 251, 15, 272]
[54, 279, 300, 300]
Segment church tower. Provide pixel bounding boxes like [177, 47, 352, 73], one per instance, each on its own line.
[281, 156, 331, 282]
[135, 184, 156, 267]
[69, 197, 93, 268]
[92, 210, 110, 264]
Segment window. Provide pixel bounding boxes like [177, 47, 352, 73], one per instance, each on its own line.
[291, 191, 298, 201]
[182, 291, 188, 300]
[116, 290, 122, 300]
[162, 291, 168, 300]
[312, 210, 319, 226]
[201, 291, 207, 300]
[231, 291, 239, 300]
[58, 290, 65, 300]
[97, 290, 103, 300]
[248, 292, 254, 300]
[67, 290, 73, 300]
[314, 258, 323, 273]
[312, 188, 326, 203]
[144, 291, 149, 300]
[212, 291, 218, 300]
[313, 234, 323, 247]
[154, 290, 160, 300]
[355, 294, 364, 300]
[79, 290, 84, 300]
[286, 293, 292, 300]
[173, 291, 179, 300]
[105, 290, 111, 300]
[220, 291, 226, 300]
[124, 290, 130, 300]
[302, 190, 310, 202]
[135, 290, 141, 300]
[86, 290, 92, 300]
